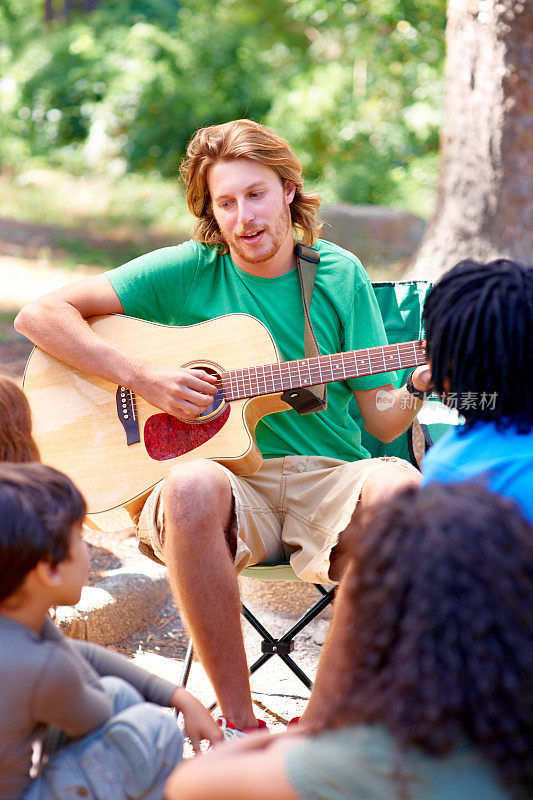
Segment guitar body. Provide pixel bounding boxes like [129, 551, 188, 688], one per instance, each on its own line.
[23, 313, 288, 513]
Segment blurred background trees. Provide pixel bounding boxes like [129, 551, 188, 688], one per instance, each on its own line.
[0, 0, 446, 214]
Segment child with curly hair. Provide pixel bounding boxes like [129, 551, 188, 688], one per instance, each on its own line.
[166, 482, 533, 800]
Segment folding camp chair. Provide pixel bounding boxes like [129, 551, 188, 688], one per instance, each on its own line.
[179, 279, 458, 695]
[179, 565, 335, 692]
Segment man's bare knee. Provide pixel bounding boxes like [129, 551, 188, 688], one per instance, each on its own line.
[162, 460, 233, 539]
[361, 461, 420, 507]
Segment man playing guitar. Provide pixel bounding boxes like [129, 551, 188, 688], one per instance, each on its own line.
[16, 119, 431, 737]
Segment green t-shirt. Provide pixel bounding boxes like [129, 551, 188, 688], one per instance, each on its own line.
[285, 724, 510, 800]
[107, 239, 396, 462]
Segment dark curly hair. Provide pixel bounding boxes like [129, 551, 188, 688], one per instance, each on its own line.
[314, 483, 533, 798]
[422, 259, 533, 432]
[0, 462, 86, 601]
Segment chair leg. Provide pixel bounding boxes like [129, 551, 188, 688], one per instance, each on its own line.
[179, 584, 335, 699]
[179, 637, 194, 687]
[180, 638, 219, 711]
[277, 585, 335, 644]
[244, 584, 335, 690]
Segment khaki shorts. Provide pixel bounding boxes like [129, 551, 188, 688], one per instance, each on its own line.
[136, 455, 418, 584]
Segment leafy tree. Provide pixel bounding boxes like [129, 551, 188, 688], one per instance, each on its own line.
[268, 0, 445, 205]
[1, 0, 447, 209]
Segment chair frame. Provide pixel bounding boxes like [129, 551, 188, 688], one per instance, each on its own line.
[180, 578, 335, 694]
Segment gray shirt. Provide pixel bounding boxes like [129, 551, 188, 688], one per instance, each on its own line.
[0, 614, 176, 800]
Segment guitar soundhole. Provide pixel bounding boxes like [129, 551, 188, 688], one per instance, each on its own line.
[144, 361, 230, 461]
[180, 362, 226, 423]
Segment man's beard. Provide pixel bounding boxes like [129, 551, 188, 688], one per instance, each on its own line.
[222, 202, 293, 265]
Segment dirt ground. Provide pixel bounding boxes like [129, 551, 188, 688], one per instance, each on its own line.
[0, 218, 104, 376]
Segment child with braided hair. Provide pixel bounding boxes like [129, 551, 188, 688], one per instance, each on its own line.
[421, 258, 533, 521]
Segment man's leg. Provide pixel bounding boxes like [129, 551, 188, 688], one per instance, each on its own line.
[328, 459, 420, 581]
[162, 460, 258, 731]
[299, 460, 420, 729]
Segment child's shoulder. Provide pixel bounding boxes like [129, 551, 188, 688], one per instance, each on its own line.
[0, 616, 57, 695]
[0, 615, 68, 672]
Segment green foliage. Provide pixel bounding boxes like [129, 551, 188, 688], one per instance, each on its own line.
[0, 167, 191, 270]
[269, 0, 445, 205]
[0, 0, 41, 57]
[0, 0, 446, 212]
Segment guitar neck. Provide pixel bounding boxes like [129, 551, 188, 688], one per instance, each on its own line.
[219, 340, 426, 401]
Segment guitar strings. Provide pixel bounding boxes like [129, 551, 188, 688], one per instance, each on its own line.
[59, 341, 427, 438]
[81, 346, 426, 431]
[118, 341, 426, 412]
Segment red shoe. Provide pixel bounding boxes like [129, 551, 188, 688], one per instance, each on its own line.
[217, 716, 268, 742]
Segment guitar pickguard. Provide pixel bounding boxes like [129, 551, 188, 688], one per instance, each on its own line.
[144, 405, 231, 460]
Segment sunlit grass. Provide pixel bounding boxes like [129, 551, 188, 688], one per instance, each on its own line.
[0, 165, 420, 279]
[0, 168, 192, 237]
[0, 167, 193, 269]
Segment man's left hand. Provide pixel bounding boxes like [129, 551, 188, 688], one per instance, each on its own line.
[411, 364, 433, 394]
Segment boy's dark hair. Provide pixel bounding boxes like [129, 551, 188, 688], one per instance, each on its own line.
[422, 258, 533, 431]
[0, 463, 86, 602]
[317, 483, 533, 798]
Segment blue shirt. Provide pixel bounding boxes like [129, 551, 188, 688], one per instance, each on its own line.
[422, 421, 533, 524]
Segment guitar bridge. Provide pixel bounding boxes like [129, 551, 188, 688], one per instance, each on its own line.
[116, 386, 140, 445]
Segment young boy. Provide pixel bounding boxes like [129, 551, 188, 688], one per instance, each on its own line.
[0, 462, 222, 800]
[421, 258, 533, 521]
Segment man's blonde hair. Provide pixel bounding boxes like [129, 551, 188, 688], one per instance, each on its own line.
[179, 119, 322, 251]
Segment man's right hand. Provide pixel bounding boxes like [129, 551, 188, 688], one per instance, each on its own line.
[15, 274, 219, 420]
[136, 365, 219, 419]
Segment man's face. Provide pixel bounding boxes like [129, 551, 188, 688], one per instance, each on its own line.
[207, 158, 296, 271]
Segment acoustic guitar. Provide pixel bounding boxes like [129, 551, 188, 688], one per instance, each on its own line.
[23, 313, 426, 513]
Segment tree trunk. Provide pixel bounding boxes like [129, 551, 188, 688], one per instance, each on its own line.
[44, 0, 54, 24]
[409, 0, 533, 280]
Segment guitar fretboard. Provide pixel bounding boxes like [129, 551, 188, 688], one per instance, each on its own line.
[218, 340, 426, 401]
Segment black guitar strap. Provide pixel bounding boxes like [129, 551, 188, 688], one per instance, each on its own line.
[281, 243, 328, 415]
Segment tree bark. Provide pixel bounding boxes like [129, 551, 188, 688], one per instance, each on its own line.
[44, 0, 54, 24]
[409, 0, 533, 280]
